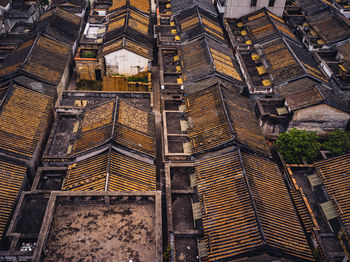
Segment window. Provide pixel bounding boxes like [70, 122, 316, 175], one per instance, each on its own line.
[268, 0, 275, 6]
[250, 0, 257, 7]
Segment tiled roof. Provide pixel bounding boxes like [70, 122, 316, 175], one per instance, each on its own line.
[295, 0, 328, 15]
[103, 8, 152, 58]
[0, 84, 52, 158]
[0, 159, 26, 240]
[81, 101, 115, 132]
[275, 77, 319, 95]
[72, 100, 116, 155]
[196, 149, 313, 261]
[235, 8, 299, 44]
[52, 0, 87, 13]
[185, 84, 269, 156]
[185, 85, 234, 154]
[170, 0, 217, 17]
[108, 150, 156, 191]
[73, 124, 113, 154]
[71, 99, 156, 158]
[175, 7, 225, 43]
[179, 36, 242, 84]
[114, 100, 156, 157]
[37, 7, 82, 46]
[63, 151, 108, 191]
[0, 35, 71, 85]
[221, 87, 270, 156]
[108, 0, 150, 14]
[63, 148, 156, 191]
[284, 85, 324, 111]
[306, 8, 350, 45]
[314, 153, 350, 226]
[277, 78, 350, 113]
[337, 42, 350, 62]
[260, 38, 327, 84]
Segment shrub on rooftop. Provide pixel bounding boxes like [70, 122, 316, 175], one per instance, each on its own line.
[276, 128, 320, 164]
[323, 130, 350, 156]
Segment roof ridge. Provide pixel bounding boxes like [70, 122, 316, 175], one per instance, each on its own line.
[19, 33, 39, 69]
[237, 148, 267, 244]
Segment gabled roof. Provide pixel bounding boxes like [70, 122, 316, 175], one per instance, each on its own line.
[0, 158, 26, 240]
[175, 6, 226, 44]
[103, 8, 152, 58]
[72, 100, 116, 154]
[170, 0, 217, 17]
[52, 0, 88, 14]
[195, 149, 313, 261]
[114, 100, 156, 157]
[0, 83, 52, 159]
[179, 36, 243, 85]
[0, 34, 71, 85]
[277, 78, 350, 113]
[63, 147, 156, 191]
[314, 153, 350, 226]
[71, 99, 156, 158]
[185, 84, 270, 156]
[228, 8, 299, 45]
[284, 85, 324, 111]
[305, 7, 350, 45]
[259, 37, 328, 85]
[295, 0, 329, 15]
[36, 7, 82, 46]
[108, 0, 150, 15]
[337, 42, 350, 62]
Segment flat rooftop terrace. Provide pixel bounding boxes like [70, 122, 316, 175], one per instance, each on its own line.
[44, 202, 155, 262]
[34, 192, 162, 262]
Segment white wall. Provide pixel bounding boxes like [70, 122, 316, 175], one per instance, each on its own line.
[289, 104, 350, 133]
[104, 49, 149, 76]
[222, 0, 286, 18]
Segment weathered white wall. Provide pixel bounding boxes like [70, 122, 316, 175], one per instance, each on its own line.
[289, 104, 350, 133]
[104, 49, 149, 76]
[222, 0, 286, 18]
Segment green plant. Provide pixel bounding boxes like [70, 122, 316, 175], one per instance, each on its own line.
[163, 244, 171, 261]
[76, 79, 102, 91]
[81, 51, 96, 58]
[126, 76, 148, 83]
[276, 128, 321, 164]
[323, 130, 350, 156]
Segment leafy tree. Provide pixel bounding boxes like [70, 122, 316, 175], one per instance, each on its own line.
[323, 130, 350, 156]
[276, 128, 320, 164]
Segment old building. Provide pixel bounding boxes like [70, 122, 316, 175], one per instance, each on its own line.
[256, 78, 350, 135]
[225, 8, 329, 94]
[0, 158, 27, 249]
[103, 8, 153, 76]
[281, 152, 350, 260]
[62, 146, 156, 191]
[184, 83, 270, 155]
[36, 6, 84, 53]
[3, 0, 43, 32]
[0, 34, 71, 98]
[194, 148, 314, 261]
[217, 0, 286, 18]
[174, 6, 227, 44]
[0, 82, 53, 174]
[178, 36, 243, 94]
[51, 0, 88, 17]
[170, 0, 218, 17]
